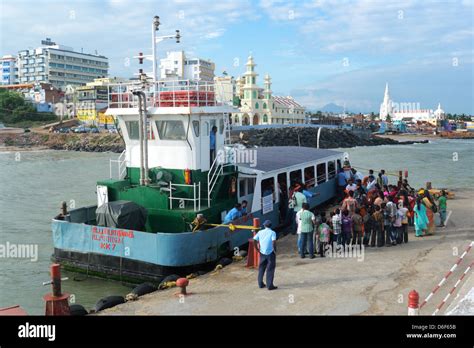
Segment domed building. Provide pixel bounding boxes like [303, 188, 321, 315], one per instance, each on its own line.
[231, 56, 306, 126]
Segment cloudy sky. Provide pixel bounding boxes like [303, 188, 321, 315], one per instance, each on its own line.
[1, 0, 473, 113]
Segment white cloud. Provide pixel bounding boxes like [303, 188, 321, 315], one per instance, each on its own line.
[202, 29, 225, 40]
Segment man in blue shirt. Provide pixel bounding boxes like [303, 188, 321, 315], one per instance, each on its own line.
[337, 168, 347, 202]
[210, 125, 217, 164]
[223, 203, 242, 224]
[253, 220, 277, 290]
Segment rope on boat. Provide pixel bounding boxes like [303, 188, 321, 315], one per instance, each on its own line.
[192, 220, 259, 232]
[349, 165, 404, 178]
[204, 223, 258, 231]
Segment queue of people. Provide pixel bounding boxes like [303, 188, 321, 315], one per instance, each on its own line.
[293, 168, 448, 258]
[248, 167, 448, 289]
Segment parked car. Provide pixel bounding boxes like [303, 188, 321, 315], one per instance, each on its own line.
[58, 127, 70, 133]
[90, 127, 100, 134]
[73, 126, 91, 133]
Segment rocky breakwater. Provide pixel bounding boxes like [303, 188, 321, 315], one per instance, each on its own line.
[0, 132, 125, 153]
[234, 127, 427, 148]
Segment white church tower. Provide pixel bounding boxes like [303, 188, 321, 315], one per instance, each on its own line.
[379, 83, 393, 121]
[434, 103, 446, 120]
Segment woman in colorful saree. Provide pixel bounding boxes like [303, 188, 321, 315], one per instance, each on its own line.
[414, 196, 428, 237]
[422, 190, 436, 234]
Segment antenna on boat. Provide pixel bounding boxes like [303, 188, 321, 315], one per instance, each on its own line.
[133, 16, 181, 97]
[151, 16, 181, 94]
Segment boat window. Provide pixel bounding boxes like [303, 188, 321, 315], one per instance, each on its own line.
[290, 169, 302, 185]
[192, 120, 200, 137]
[125, 121, 139, 140]
[261, 177, 275, 202]
[317, 163, 327, 184]
[155, 120, 186, 140]
[277, 172, 288, 199]
[219, 118, 224, 134]
[239, 179, 246, 197]
[204, 121, 209, 136]
[337, 159, 342, 172]
[239, 178, 256, 197]
[304, 166, 316, 187]
[247, 178, 256, 195]
[328, 161, 336, 179]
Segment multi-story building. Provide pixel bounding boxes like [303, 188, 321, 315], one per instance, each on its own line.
[17, 38, 108, 89]
[159, 50, 215, 82]
[76, 77, 125, 125]
[213, 74, 236, 105]
[1, 55, 18, 85]
[232, 56, 306, 126]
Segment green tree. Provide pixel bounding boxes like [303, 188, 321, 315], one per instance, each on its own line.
[0, 89, 56, 125]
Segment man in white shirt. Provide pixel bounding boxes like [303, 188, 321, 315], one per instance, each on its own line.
[346, 179, 357, 192]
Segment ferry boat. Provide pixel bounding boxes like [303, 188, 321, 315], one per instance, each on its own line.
[51, 17, 346, 283]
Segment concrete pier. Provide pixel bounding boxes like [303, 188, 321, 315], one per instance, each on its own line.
[100, 189, 473, 315]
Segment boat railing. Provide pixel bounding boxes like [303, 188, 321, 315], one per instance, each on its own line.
[207, 153, 224, 207]
[169, 181, 201, 212]
[109, 150, 127, 180]
[108, 80, 231, 109]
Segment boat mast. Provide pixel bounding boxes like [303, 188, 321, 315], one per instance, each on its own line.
[131, 16, 181, 186]
[150, 15, 181, 100]
[151, 16, 159, 100]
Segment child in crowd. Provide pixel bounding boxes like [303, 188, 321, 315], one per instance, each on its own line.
[318, 217, 331, 257]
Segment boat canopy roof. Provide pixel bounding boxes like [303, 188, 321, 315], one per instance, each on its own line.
[238, 146, 342, 173]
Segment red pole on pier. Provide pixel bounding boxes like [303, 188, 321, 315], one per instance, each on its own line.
[407, 290, 419, 316]
[43, 264, 70, 316]
[246, 218, 260, 268]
